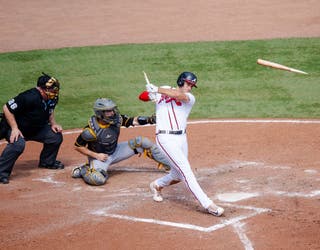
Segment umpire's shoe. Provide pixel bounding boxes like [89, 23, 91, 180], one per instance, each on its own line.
[39, 160, 64, 169]
[0, 176, 9, 184]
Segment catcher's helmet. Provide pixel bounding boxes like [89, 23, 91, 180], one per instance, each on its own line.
[177, 72, 197, 88]
[93, 98, 119, 123]
[37, 72, 60, 99]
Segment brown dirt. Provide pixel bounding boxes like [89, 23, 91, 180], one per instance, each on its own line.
[0, 0, 319, 53]
[0, 1, 319, 249]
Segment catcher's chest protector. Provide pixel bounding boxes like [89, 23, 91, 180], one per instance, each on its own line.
[88, 116, 121, 154]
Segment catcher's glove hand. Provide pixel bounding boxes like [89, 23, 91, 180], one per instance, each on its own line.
[148, 114, 156, 124]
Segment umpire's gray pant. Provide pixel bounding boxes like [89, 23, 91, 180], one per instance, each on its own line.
[0, 124, 63, 179]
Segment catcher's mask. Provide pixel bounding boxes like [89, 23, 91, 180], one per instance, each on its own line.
[37, 72, 60, 100]
[93, 98, 119, 124]
[177, 72, 197, 88]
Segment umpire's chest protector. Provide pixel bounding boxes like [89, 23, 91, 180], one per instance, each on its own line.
[87, 116, 121, 155]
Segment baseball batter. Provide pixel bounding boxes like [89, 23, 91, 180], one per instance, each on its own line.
[139, 72, 224, 216]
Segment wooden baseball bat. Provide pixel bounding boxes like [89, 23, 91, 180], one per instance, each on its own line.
[257, 59, 308, 75]
[143, 71, 152, 85]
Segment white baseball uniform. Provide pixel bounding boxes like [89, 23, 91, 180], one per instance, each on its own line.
[152, 87, 213, 209]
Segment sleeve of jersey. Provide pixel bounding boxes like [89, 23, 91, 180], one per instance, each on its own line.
[6, 93, 25, 115]
[74, 127, 96, 147]
[186, 93, 196, 105]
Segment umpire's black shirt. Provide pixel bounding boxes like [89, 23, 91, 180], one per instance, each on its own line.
[6, 88, 57, 137]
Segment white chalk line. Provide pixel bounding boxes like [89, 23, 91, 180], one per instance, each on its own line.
[88, 160, 318, 248]
[1, 118, 319, 145]
[91, 203, 270, 233]
[221, 205, 270, 250]
[35, 161, 319, 200]
[32, 174, 64, 185]
[272, 190, 320, 198]
[187, 119, 320, 124]
[233, 222, 254, 250]
[216, 190, 320, 202]
[42, 118, 320, 137]
[29, 159, 318, 249]
[34, 161, 319, 201]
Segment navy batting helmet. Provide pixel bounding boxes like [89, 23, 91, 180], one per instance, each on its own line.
[177, 72, 197, 88]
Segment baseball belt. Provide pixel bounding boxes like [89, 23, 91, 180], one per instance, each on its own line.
[157, 130, 186, 135]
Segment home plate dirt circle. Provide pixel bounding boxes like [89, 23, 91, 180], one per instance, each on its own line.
[0, 119, 319, 249]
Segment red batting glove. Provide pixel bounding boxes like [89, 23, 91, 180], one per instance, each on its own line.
[139, 91, 151, 102]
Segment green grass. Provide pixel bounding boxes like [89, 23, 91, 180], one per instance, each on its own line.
[0, 37, 319, 129]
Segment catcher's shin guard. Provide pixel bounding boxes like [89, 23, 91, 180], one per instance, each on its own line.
[82, 165, 108, 186]
[128, 136, 171, 171]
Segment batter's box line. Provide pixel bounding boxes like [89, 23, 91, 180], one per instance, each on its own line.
[90, 204, 271, 233]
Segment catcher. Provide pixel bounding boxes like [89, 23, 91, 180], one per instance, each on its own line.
[72, 98, 171, 186]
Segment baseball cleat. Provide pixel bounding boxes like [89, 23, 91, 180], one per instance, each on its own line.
[0, 177, 9, 184]
[207, 204, 224, 217]
[39, 160, 64, 169]
[71, 166, 82, 178]
[150, 181, 163, 202]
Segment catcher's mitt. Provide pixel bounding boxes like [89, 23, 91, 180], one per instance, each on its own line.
[148, 114, 156, 124]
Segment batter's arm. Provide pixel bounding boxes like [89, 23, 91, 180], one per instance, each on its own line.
[157, 87, 190, 102]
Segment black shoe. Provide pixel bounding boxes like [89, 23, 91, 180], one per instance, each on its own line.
[39, 160, 64, 169]
[0, 177, 9, 184]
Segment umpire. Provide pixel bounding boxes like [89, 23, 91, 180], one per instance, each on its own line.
[0, 72, 64, 184]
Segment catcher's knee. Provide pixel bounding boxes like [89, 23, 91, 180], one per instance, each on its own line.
[128, 136, 171, 171]
[128, 136, 153, 152]
[82, 166, 108, 186]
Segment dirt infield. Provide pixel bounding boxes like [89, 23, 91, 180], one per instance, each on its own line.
[1, 120, 319, 249]
[0, 1, 320, 249]
[0, 0, 319, 53]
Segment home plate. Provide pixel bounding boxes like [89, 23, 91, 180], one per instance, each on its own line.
[217, 192, 260, 202]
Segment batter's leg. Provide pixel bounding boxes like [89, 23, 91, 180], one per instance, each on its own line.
[156, 135, 213, 209]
